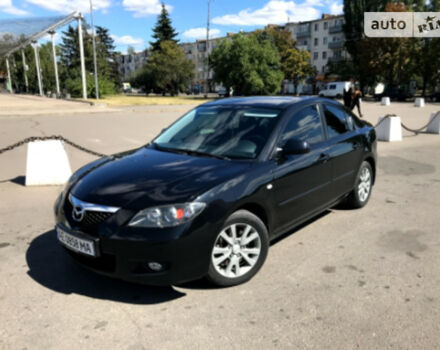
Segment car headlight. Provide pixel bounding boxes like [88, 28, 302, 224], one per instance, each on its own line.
[128, 202, 206, 228]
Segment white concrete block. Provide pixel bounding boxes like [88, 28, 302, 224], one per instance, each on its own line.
[381, 97, 390, 106]
[375, 116, 402, 142]
[427, 112, 440, 134]
[414, 98, 425, 107]
[25, 140, 72, 186]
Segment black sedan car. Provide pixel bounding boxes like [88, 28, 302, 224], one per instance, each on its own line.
[54, 97, 377, 287]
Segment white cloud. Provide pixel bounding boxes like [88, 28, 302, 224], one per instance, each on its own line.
[0, 0, 29, 15]
[122, 0, 172, 17]
[24, 0, 111, 14]
[182, 27, 221, 40]
[329, 1, 342, 15]
[212, 0, 322, 26]
[111, 34, 144, 47]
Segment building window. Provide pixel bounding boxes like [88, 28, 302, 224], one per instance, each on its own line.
[324, 22, 328, 30]
[313, 52, 318, 60]
[323, 37, 328, 45]
[322, 51, 327, 59]
[314, 38, 318, 46]
[303, 40, 308, 45]
[314, 23, 318, 31]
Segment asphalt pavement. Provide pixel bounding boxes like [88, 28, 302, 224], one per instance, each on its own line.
[0, 97, 439, 349]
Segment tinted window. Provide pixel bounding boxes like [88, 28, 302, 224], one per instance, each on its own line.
[281, 105, 324, 145]
[154, 107, 281, 159]
[323, 104, 349, 138]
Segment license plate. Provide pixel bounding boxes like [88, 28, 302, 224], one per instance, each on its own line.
[57, 227, 96, 257]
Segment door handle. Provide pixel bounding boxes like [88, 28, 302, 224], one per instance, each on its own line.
[318, 153, 330, 163]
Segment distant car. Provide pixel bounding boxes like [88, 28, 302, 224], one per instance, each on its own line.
[54, 97, 377, 287]
[217, 87, 228, 97]
[375, 87, 413, 102]
[319, 81, 352, 99]
[429, 92, 440, 102]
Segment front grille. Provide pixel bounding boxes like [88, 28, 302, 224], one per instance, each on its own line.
[64, 199, 114, 236]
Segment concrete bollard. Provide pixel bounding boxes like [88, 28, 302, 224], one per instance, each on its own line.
[381, 97, 390, 106]
[25, 140, 72, 186]
[375, 116, 402, 142]
[427, 112, 440, 134]
[414, 98, 425, 107]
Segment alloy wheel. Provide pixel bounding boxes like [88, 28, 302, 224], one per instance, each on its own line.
[211, 223, 261, 279]
[358, 167, 371, 202]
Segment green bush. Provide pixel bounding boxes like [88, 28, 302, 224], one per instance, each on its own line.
[65, 76, 117, 98]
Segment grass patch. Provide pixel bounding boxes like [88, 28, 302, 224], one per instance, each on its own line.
[89, 95, 214, 106]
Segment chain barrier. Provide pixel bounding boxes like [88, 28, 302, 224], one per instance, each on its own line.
[374, 114, 395, 128]
[1, 112, 438, 157]
[374, 111, 440, 134]
[0, 136, 107, 157]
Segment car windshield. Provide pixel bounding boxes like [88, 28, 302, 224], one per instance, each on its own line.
[153, 106, 282, 160]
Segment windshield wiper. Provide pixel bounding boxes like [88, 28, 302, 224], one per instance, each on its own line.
[178, 149, 231, 161]
[152, 143, 230, 160]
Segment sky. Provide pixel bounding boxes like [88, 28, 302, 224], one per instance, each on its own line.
[0, 0, 343, 53]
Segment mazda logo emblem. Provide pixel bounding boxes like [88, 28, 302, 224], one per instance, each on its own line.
[72, 205, 85, 222]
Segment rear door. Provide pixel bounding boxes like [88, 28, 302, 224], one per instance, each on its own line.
[321, 103, 364, 198]
[271, 104, 333, 233]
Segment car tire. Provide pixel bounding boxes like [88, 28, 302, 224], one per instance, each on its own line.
[206, 210, 269, 287]
[346, 161, 373, 209]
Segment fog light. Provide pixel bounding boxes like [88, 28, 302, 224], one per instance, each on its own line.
[148, 262, 164, 271]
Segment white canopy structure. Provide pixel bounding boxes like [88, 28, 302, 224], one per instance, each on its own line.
[0, 12, 89, 99]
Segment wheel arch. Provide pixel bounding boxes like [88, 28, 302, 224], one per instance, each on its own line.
[364, 156, 376, 184]
[236, 202, 270, 232]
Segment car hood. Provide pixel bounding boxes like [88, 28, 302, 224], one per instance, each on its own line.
[70, 147, 251, 210]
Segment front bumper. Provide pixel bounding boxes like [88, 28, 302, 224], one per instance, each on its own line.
[55, 203, 222, 286]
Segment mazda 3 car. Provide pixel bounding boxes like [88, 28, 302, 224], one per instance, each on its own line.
[54, 97, 377, 287]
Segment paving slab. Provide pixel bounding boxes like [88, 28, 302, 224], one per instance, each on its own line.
[0, 101, 439, 349]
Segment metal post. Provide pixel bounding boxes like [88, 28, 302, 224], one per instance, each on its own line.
[204, 0, 211, 98]
[32, 43, 43, 96]
[5, 56, 12, 93]
[77, 15, 87, 100]
[49, 31, 61, 97]
[90, 0, 99, 99]
[21, 49, 29, 92]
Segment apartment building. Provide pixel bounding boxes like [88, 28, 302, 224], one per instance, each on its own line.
[181, 33, 235, 93]
[285, 14, 348, 75]
[116, 50, 149, 81]
[116, 15, 348, 92]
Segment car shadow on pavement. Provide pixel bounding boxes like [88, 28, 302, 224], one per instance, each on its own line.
[26, 230, 186, 304]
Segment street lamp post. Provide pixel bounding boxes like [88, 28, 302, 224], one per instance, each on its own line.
[90, 0, 99, 100]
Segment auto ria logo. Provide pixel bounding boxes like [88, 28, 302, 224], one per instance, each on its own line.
[365, 12, 440, 37]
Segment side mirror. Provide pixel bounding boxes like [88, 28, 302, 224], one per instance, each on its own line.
[282, 138, 311, 155]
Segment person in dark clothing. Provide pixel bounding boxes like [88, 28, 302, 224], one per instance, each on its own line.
[343, 87, 353, 108]
[351, 86, 363, 117]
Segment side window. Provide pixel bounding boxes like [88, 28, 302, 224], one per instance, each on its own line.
[281, 105, 324, 145]
[323, 104, 349, 138]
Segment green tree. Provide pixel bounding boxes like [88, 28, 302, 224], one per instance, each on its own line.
[135, 41, 194, 95]
[283, 48, 315, 94]
[96, 26, 121, 87]
[210, 33, 284, 96]
[150, 3, 178, 52]
[342, 0, 425, 90]
[60, 24, 119, 97]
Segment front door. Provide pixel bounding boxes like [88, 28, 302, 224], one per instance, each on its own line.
[321, 103, 364, 198]
[271, 104, 333, 234]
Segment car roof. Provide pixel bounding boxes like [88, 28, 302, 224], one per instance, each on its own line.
[202, 96, 335, 110]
